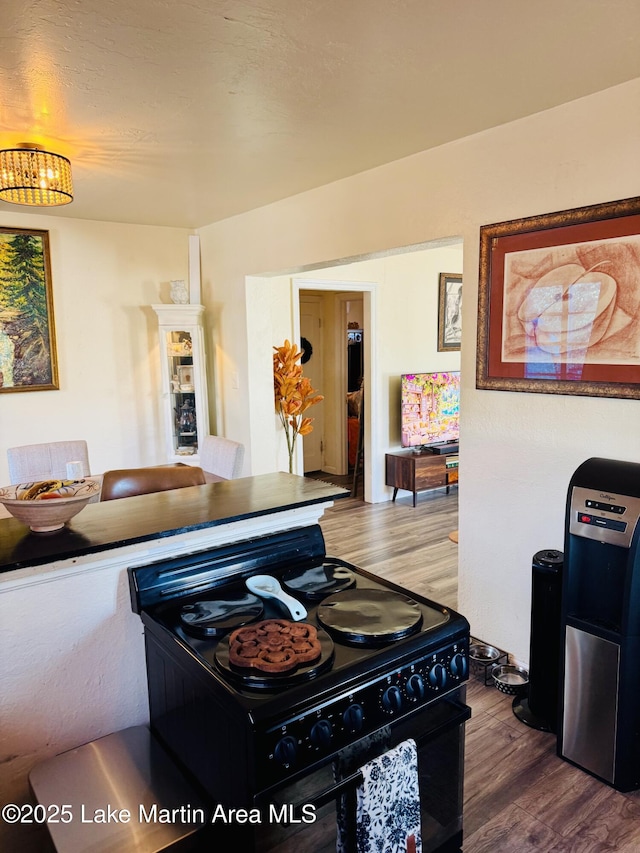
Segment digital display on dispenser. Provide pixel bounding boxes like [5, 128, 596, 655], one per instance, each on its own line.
[585, 499, 626, 515]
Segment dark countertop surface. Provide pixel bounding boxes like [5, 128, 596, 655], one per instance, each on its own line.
[0, 473, 348, 575]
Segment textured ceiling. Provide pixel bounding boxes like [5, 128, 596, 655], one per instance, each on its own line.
[2, 0, 640, 228]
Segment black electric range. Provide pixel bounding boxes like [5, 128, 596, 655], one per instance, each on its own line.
[129, 524, 470, 853]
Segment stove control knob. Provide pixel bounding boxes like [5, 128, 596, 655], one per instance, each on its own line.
[449, 653, 467, 679]
[310, 719, 333, 748]
[405, 673, 426, 701]
[343, 703, 365, 733]
[382, 685, 403, 713]
[273, 735, 298, 767]
[428, 663, 447, 689]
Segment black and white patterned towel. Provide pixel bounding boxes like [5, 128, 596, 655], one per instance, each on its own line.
[355, 738, 422, 853]
[335, 727, 392, 853]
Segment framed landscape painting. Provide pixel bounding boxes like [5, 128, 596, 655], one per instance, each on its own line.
[0, 227, 58, 392]
[476, 196, 640, 398]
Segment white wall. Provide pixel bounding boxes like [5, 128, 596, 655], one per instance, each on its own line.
[198, 78, 640, 663]
[0, 212, 191, 484]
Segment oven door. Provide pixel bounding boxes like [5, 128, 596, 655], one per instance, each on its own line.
[254, 691, 469, 853]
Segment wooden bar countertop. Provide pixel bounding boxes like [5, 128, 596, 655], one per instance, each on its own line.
[0, 473, 349, 574]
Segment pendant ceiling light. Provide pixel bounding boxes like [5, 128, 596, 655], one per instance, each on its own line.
[0, 143, 73, 206]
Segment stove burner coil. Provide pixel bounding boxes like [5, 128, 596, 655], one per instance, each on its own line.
[179, 592, 264, 638]
[317, 589, 423, 644]
[281, 561, 357, 600]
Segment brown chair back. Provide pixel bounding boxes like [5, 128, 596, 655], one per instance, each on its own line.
[100, 465, 206, 501]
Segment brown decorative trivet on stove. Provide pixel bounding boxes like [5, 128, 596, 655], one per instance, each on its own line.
[228, 619, 322, 673]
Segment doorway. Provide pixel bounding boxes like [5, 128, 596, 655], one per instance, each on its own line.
[299, 289, 364, 479]
[294, 280, 375, 498]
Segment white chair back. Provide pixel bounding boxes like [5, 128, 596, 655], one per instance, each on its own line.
[7, 441, 91, 484]
[199, 435, 244, 481]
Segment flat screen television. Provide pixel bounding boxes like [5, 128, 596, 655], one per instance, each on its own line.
[400, 371, 460, 451]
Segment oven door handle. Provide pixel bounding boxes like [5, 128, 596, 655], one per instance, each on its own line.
[297, 699, 471, 812]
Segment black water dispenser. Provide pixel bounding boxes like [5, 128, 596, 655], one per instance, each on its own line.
[558, 457, 640, 791]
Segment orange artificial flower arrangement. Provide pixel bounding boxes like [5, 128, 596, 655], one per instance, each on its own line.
[273, 339, 323, 473]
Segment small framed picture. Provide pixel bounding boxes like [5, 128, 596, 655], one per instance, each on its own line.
[177, 364, 194, 390]
[438, 273, 463, 352]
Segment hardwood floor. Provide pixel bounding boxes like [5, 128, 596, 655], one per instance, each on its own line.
[463, 678, 640, 853]
[319, 485, 459, 609]
[318, 489, 640, 853]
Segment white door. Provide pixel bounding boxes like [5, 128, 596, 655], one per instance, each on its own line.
[300, 297, 324, 472]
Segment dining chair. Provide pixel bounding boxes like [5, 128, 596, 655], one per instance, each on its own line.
[7, 440, 91, 484]
[100, 464, 206, 501]
[199, 435, 245, 482]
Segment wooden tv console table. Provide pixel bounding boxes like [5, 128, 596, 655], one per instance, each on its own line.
[385, 449, 458, 507]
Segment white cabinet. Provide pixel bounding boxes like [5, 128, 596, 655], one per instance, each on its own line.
[152, 304, 209, 464]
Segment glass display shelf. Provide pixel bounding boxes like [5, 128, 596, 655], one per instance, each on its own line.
[152, 305, 210, 465]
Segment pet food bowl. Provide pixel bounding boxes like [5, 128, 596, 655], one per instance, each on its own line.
[469, 643, 501, 663]
[492, 664, 529, 696]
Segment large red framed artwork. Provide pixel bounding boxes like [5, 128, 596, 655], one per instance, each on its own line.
[476, 196, 640, 398]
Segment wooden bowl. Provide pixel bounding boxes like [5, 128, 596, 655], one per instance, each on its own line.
[0, 479, 100, 532]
